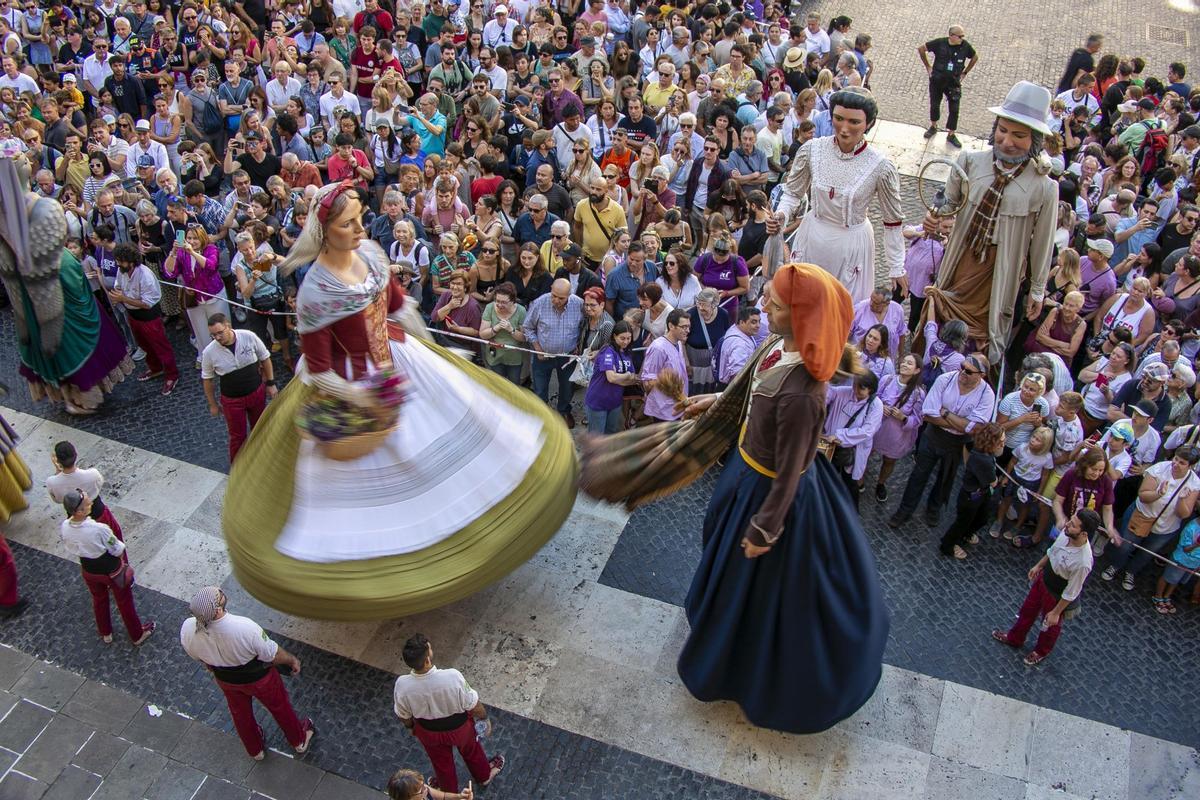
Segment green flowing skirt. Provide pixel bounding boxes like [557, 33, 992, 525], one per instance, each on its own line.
[223, 338, 579, 620]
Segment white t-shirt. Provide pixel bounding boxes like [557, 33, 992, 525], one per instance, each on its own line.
[1135, 460, 1200, 534]
[694, 164, 712, 208]
[1013, 443, 1055, 483]
[46, 468, 104, 504]
[180, 613, 278, 668]
[393, 666, 479, 722]
[1051, 414, 1085, 475]
[0, 72, 39, 96]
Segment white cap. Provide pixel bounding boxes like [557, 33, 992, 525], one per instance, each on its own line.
[134, 119, 151, 131]
[62, 73, 77, 83]
[495, 4, 508, 12]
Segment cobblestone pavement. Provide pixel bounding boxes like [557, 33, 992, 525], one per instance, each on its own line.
[600, 453, 1200, 752]
[0, 544, 774, 800]
[798, 0, 1200, 138]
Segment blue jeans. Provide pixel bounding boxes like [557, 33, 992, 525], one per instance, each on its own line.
[586, 404, 623, 434]
[489, 361, 523, 385]
[532, 355, 574, 413]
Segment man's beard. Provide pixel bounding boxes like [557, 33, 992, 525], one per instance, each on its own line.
[994, 149, 1031, 166]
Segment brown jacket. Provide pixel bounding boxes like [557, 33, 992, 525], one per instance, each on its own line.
[741, 359, 826, 547]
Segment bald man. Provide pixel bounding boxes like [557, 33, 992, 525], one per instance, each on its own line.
[918, 25, 978, 147]
[522, 278, 585, 426]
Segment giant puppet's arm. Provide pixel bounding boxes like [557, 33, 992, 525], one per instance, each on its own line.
[774, 139, 812, 223]
[0, 182, 67, 355]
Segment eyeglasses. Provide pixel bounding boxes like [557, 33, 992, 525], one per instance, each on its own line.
[961, 368, 983, 377]
[552, 233, 566, 239]
[481, 248, 499, 254]
[703, 145, 718, 152]
[573, 148, 586, 153]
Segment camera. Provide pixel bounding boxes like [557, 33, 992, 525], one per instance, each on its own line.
[644, 179, 660, 194]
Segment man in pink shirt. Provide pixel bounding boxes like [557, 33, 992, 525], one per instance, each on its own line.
[641, 309, 691, 421]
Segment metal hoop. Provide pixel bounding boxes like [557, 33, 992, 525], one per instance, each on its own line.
[917, 158, 971, 218]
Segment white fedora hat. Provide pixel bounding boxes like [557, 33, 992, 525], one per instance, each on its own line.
[988, 81, 1052, 136]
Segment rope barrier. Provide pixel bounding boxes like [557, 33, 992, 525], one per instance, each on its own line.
[993, 460, 1200, 580]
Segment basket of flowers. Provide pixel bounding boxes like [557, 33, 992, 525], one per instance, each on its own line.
[297, 369, 409, 461]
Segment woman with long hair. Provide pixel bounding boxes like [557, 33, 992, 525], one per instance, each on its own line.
[494, 180, 522, 266]
[857, 324, 895, 383]
[462, 115, 491, 161]
[580, 59, 614, 112]
[812, 69, 835, 108]
[710, 110, 739, 160]
[469, 232, 507, 305]
[871, 352, 926, 502]
[627, 142, 661, 191]
[654, 208, 692, 256]
[505, 242, 552, 307]
[599, 228, 632, 280]
[588, 98, 624, 160]
[657, 250, 701, 310]
[468, 195, 503, 255]
[162, 224, 229, 364]
[1079, 342, 1137, 435]
[584, 319, 639, 434]
[223, 182, 577, 621]
[564, 141, 603, 205]
[231, 225, 292, 366]
[149, 93, 184, 175]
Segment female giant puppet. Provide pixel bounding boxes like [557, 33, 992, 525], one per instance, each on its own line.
[581, 264, 889, 733]
[0, 152, 133, 415]
[223, 182, 577, 620]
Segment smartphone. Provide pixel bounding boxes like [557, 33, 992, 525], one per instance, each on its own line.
[175, 229, 186, 246]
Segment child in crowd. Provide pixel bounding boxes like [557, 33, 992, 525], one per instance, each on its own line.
[994, 426, 1055, 542]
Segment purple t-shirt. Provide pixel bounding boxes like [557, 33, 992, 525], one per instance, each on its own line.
[1079, 256, 1116, 315]
[585, 345, 634, 411]
[694, 252, 749, 317]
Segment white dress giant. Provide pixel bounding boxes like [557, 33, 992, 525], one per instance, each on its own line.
[776, 137, 906, 302]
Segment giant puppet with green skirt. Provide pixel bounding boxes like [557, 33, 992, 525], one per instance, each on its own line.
[223, 181, 578, 620]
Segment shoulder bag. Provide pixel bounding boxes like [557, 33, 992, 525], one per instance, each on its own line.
[1127, 473, 1189, 537]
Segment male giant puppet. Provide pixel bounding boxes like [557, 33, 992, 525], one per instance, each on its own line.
[920, 81, 1058, 368]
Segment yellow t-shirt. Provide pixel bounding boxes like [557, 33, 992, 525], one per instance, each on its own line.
[642, 82, 683, 114]
[573, 198, 627, 262]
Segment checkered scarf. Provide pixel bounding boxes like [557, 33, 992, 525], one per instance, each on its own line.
[579, 336, 776, 510]
[962, 161, 1025, 259]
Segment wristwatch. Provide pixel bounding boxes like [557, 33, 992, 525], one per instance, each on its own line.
[265, 380, 277, 387]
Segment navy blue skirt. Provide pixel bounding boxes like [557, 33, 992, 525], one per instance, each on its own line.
[678, 451, 890, 733]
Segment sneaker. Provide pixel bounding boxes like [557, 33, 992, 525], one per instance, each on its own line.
[874, 483, 888, 503]
[946, 133, 962, 148]
[136, 370, 163, 382]
[924, 124, 938, 139]
[1101, 565, 1117, 581]
[295, 719, 316, 754]
[1092, 539, 1107, 557]
[101, 634, 113, 644]
[1122, 573, 1135, 591]
[131, 347, 146, 361]
[133, 622, 156, 646]
[482, 754, 506, 786]
[988, 521, 1003, 539]
[161, 378, 178, 396]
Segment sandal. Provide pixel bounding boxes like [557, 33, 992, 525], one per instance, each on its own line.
[1003, 529, 1016, 541]
[967, 534, 980, 545]
[953, 545, 968, 560]
[1023, 652, 1047, 666]
[1163, 599, 1177, 614]
[991, 629, 1018, 648]
[1011, 535, 1040, 549]
[482, 754, 506, 786]
[1153, 597, 1171, 615]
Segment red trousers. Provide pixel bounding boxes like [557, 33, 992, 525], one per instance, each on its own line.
[221, 384, 267, 463]
[216, 669, 308, 756]
[80, 568, 146, 640]
[128, 316, 179, 380]
[0, 537, 19, 607]
[414, 719, 491, 793]
[1004, 575, 1065, 657]
[95, 506, 124, 542]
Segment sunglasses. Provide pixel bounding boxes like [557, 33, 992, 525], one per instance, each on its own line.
[961, 368, 983, 377]
[481, 248, 499, 254]
[573, 148, 586, 153]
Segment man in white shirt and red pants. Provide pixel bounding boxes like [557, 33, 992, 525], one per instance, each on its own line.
[108, 243, 179, 395]
[393, 634, 505, 793]
[201, 314, 277, 463]
[45, 440, 124, 541]
[180, 586, 315, 761]
[993, 508, 1097, 665]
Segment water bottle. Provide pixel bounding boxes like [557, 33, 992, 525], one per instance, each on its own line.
[475, 719, 489, 740]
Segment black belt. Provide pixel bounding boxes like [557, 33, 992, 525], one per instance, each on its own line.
[80, 552, 121, 575]
[415, 712, 469, 732]
[1042, 568, 1069, 599]
[211, 659, 273, 684]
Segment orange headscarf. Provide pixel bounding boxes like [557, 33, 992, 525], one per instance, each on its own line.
[769, 263, 853, 383]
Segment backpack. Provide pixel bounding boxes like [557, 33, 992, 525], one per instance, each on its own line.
[1135, 121, 1169, 176]
[193, 90, 223, 134]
